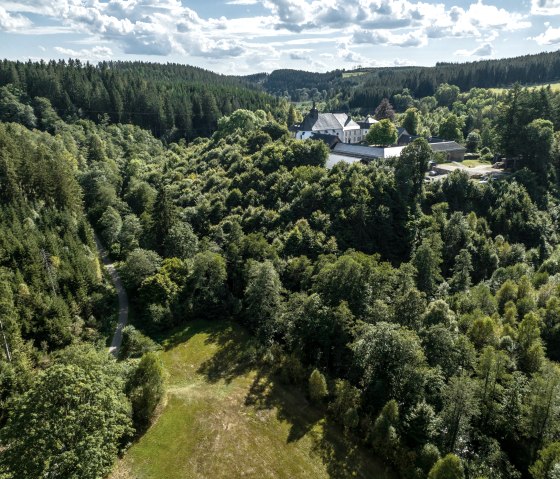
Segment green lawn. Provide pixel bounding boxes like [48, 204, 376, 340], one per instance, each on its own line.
[489, 81, 560, 94]
[342, 71, 368, 78]
[111, 321, 394, 479]
[462, 159, 491, 168]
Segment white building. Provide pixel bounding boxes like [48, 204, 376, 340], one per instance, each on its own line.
[291, 104, 377, 144]
[325, 141, 467, 169]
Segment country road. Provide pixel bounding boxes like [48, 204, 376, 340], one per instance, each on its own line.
[94, 234, 129, 357]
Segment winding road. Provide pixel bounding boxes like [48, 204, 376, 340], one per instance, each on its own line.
[94, 234, 129, 357]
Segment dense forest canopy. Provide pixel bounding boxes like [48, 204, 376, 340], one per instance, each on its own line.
[1, 53, 560, 479]
[0, 59, 284, 141]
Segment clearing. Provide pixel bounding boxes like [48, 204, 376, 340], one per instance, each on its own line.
[111, 320, 394, 479]
[342, 71, 369, 78]
[489, 81, 560, 94]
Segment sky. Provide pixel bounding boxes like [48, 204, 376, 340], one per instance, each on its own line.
[0, 0, 560, 74]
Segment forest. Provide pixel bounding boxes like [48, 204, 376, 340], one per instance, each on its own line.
[1, 56, 560, 479]
[0, 59, 284, 141]
[250, 49, 560, 112]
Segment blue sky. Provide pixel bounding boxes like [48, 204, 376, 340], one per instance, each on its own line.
[0, 0, 559, 74]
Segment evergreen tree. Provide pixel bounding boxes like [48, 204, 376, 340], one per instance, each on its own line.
[308, 369, 328, 404]
[374, 98, 396, 121]
[428, 454, 465, 479]
[151, 186, 176, 253]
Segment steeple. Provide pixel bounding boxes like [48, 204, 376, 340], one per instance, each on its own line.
[310, 101, 319, 119]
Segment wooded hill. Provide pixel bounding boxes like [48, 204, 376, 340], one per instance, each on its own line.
[2, 51, 560, 144]
[246, 50, 560, 111]
[0, 59, 283, 140]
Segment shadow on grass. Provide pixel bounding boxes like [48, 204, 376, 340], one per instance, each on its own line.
[193, 322, 395, 479]
[195, 324, 256, 384]
[159, 319, 232, 351]
[243, 371, 390, 479]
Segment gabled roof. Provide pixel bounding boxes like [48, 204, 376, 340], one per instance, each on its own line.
[298, 111, 360, 132]
[397, 127, 410, 137]
[310, 133, 342, 149]
[430, 141, 466, 152]
[357, 116, 378, 129]
[333, 143, 384, 159]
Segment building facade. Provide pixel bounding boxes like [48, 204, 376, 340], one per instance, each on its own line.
[291, 104, 375, 144]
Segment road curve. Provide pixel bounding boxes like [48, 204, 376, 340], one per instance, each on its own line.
[94, 234, 129, 357]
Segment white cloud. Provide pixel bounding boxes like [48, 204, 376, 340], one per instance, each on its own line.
[336, 41, 368, 64]
[532, 26, 560, 44]
[353, 29, 427, 47]
[455, 42, 494, 57]
[0, 0, 542, 72]
[226, 0, 258, 4]
[531, 0, 560, 15]
[2, 0, 251, 58]
[426, 1, 530, 40]
[54, 45, 114, 60]
[0, 5, 31, 31]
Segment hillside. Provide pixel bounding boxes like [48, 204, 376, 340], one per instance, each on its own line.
[0, 59, 283, 140]
[245, 50, 560, 110]
[111, 321, 394, 479]
[1, 61, 560, 479]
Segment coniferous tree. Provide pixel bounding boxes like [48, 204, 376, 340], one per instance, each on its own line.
[374, 98, 396, 122]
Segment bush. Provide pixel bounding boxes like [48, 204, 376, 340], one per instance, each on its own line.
[280, 354, 306, 385]
[119, 325, 160, 359]
[127, 352, 166, 432]
[308, 369, 328, 403]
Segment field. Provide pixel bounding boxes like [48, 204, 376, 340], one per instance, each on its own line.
[489, 81, 560, 94]
[341, 71, 369, 78]
[111, 321, 394, 479]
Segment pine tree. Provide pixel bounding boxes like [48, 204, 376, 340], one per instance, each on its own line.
[374, 98, 396, 122]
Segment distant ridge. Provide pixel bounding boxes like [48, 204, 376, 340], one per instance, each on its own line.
[244, 49, 560, 110]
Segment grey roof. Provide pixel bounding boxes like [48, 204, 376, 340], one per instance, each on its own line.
[363, 115, 377, 124]
[430, 141, 466, 152]
[299, 111, 360, 132]
[357, 116, 378, 129]
[333, 143, 384, 159]
[327, 153, 363, 169]
[310, 133, 342, 149]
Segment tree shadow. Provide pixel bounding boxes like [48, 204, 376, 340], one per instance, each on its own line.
[244, 370, 321, 443]
[194, 322, 395, 479]
[243, 371, 393, 479]
[312, 417, 394, 479]
[160, 323, 204, 350]
[195, 323, 256, 384]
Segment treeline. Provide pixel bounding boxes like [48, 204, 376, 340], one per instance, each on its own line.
[351, 50, 560, 110]
[246, 50, 560, 112]
[245, 69, 343, 100]
[0, 59, 284, 140]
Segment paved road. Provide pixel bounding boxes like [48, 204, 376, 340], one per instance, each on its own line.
[94, 234, 129, 357]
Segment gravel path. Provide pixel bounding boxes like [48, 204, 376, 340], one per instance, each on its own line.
[94, 234, 129, 357]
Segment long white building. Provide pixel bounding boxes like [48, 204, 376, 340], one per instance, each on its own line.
[291, 103, 376, 144]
